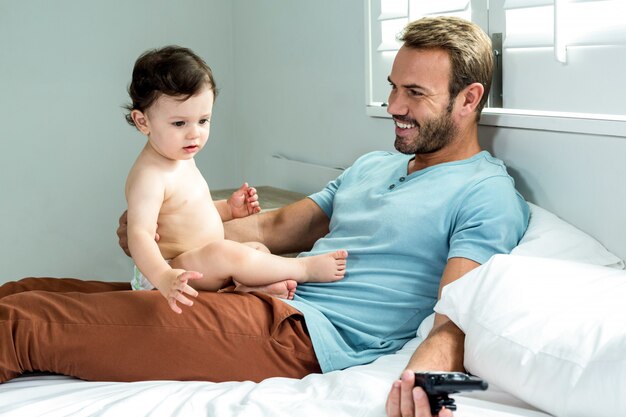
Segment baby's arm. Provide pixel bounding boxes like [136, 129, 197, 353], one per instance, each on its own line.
[215, 182, 261, 221]
[126, 169, 201, 313]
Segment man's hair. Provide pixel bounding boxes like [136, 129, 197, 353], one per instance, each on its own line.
[400, 16, 493, 120]
[124, 45, 218, 126]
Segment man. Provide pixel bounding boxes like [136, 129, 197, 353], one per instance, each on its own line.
[379, 16, 523, 416]
[224, 16, 528, 416]
[131, 16, 527, 416]
[1, 16, 527, 417]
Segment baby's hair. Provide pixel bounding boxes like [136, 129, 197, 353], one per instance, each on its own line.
[124, 45, 218, 127]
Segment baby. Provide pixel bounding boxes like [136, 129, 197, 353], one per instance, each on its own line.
[124, 46, 347, 313]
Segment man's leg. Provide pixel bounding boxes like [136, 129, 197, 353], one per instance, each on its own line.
[0, 282, 320, 383]
[0, 277, 130, 299]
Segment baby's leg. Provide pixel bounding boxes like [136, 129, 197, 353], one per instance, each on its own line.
[172, 241, 291, 294]
[171, 240, 347, 290]
[234, 280, 298, 300]
[237, 241, 297, 299]
[295, 250, 348, 282]
[242, 241, 270, 253]
[231, 245, 348, 284]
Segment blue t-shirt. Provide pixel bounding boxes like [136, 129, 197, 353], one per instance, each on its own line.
[283, 150, 529, 372]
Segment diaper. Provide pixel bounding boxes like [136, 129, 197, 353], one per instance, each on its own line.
[131, 265, 155, 291]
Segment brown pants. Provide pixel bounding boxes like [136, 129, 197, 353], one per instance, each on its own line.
[0, 277, 321, 383]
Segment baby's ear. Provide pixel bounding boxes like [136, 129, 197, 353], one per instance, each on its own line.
[131, 110, 150, 135]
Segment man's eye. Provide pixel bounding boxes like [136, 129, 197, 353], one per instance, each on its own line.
[409, 90, 423, 97]
[172, 121, 185, 127]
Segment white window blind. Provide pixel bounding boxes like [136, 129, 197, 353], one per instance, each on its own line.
[366, 0, 626, 118]
[501, 0, 626, 114]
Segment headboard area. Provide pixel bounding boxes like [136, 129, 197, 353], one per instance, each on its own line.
[479, 122, 626, 263]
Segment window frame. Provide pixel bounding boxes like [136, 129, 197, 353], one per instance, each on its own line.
[364, 0, 626, 137]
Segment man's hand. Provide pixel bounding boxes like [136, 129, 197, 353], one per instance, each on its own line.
[227, 182, 261, 218]
[117, 211, 159, 257]
[386, 370, 454, 417]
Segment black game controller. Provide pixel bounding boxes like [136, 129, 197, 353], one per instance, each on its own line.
[414, 371, 488, 414]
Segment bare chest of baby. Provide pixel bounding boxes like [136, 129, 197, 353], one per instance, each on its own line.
[156, 174, 224, 260]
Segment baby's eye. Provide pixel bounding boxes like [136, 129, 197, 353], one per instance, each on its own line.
[172, 121, 185, 127]
[199, 119, 210, 125]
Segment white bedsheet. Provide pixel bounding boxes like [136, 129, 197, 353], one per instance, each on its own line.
[0, 336, 552, 417]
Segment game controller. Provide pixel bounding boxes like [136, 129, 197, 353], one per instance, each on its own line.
[414, 371, 488, 414]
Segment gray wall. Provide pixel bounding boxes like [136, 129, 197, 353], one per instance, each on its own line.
[0, 0, 241, 281]
[2, 1, 624, 283]
[1, 0, 393, 282]
[231, 1, 393, 191]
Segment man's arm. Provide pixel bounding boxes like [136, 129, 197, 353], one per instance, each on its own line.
[117, 211, 132, 257]
[405, 257, 479, 371]
[117, 196, 330, 257]
[224, 197, 330, 255]
[386, 257, 480, 417]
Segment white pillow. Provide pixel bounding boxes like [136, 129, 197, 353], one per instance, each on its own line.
[415, 312, 435, 341]
[435, 254, 626, 417]
[512, 202, 624, 269]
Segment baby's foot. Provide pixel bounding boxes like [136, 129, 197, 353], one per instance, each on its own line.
[234, 279, 297, 300]
[301, 250, 348, 282]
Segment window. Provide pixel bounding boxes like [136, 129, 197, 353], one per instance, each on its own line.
[366, 0, 626, 125]
[366, 0, 479, 113]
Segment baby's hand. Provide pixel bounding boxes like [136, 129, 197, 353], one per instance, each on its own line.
[157, 269, 202, 314]
[228, 182, 261, 218]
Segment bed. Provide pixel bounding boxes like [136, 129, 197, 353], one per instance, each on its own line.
[2, 134, 626, 417]
[0, 320, 554, 417]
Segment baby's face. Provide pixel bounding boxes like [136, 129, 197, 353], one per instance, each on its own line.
[143, 85, 215, 161]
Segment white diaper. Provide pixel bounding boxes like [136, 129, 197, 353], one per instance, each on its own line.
[131, 265, 155, 291]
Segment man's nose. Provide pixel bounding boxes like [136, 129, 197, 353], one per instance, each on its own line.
[386, 92, 407, 117]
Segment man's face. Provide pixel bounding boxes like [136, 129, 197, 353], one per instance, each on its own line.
[387, 46, 458, 155]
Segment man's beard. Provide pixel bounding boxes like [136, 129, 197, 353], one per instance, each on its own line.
[394, 108, 458, 155]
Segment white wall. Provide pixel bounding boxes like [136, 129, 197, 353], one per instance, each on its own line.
[0, 0, 240, 281]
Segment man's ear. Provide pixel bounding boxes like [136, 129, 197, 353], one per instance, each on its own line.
[131, 109, 150, 135]
[457, 82, 485, 117]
